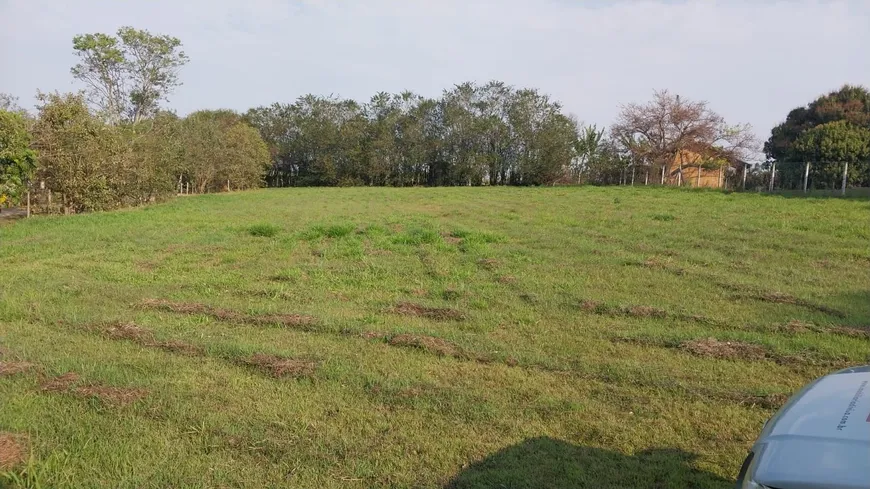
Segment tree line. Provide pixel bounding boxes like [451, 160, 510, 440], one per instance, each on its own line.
[2, 27, 869, 215]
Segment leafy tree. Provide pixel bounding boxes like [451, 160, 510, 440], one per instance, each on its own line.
[0, 110, 37, 206]
[31, 92, 124, 212]
[180, 110, 269, 192]
[766, 85, 870, 189]
[792, 120, 870, 188]
[72, 27, 188, 124]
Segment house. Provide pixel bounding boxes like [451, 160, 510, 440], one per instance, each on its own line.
[663, 149, 747, 188]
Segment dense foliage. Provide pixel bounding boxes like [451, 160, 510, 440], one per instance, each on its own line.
[0, 109, 37, 205]
[246, 82, 582, 187]
[765, 85, 870, 189]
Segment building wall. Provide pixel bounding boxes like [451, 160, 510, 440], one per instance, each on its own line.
[664, 150, 725, 188]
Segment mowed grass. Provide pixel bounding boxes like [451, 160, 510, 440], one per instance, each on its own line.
[1, 187, 868, 488]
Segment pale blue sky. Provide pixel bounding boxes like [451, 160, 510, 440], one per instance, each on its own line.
[2, 0, 868, 144]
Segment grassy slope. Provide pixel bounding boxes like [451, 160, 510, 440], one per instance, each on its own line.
[0, 187, 868, 488]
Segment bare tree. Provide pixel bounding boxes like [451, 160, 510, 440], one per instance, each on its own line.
[611, 90, 758, 187]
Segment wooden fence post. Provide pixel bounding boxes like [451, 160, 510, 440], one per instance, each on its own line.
[26, 190, 31, 218]
[742, 164, 747, 190]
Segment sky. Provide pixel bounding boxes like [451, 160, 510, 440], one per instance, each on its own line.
[1, 0, 868, 149]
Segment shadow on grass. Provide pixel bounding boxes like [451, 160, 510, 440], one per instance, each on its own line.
[445, 437, 732, 489]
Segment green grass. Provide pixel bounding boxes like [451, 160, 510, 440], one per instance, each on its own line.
[0, 186, 868, 488]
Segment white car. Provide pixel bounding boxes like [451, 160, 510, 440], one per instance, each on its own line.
[736, 365, 870, 489]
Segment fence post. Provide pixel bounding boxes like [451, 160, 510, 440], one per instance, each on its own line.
[661, 165, 666, 185]
[630, 165, 635, 186]
[742, 164, 747, 190]
[768, 162, 776, 192]
[841, 161, 848, 196]
[26, 190, 31, 218]
[803, 162, 810, 193]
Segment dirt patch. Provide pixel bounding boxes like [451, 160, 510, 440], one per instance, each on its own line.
[829, 326, 870, 339]
[391, 302, 465, 321]
[40, 372, 147, 405]
[777, 319, 815, 334]
[102, 323, 204, 356]
[410, 288, 427, 297]
[578, 299, 606, 313]
[497, 275, 517, 284]
[680, 338, 769, 361]
[0, 433, 27, 470]
[241, 354, 316, 378]
[75, 385, 148, 406]
[40, 372, 81, 392]
[442, 235, 462, 245]
[140, 299, 317, 328]
[251, 314, 318, 328]
[477, 258, 499, 270]
[359, 331, 390, 340]
[0, 361, 36, 377]
[141, 298, 213, 315]
[105, 323, 154, 342]
[621, 305, 667, 318]
[388, 334, 461, 357]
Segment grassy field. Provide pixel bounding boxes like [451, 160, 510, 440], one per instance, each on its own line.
[1, 186, 868, 488]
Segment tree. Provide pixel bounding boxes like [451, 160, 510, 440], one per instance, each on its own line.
[180, 110, 269, 193]
[72, 27, 188, 124]
[31, 92, 124, 212]
[0, 93, 24, 113]
[766, 85, 870, 189]
[0, 110, 37, 207]
[793, 120, 870, 188]
[612, 90, 757, 186]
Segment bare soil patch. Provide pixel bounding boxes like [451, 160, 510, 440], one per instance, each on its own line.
[477, 258, 499, 270]
[0, 432, 27, 470]
[442, 234, 462, 245]
[0, 361, 36, 377]
[388, 334, 461, 357]
[105, 323, 153, 341]
[241, 354, 316, 378]
[40, 372, 147, 405]
[497, 275, 517, 284]
[75, 385, 148, 406]
[40, 372, 81, 392]
[140, 299, 317, 328]
[391, 302, 465, 321]
[680, 338, 768, 361]
[578, 299, 606, 313]
[102, 323, 204, 356]
[358, 331, 390, 340]
[621, 305, 667, 318]
[829, 326, 870, 339]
